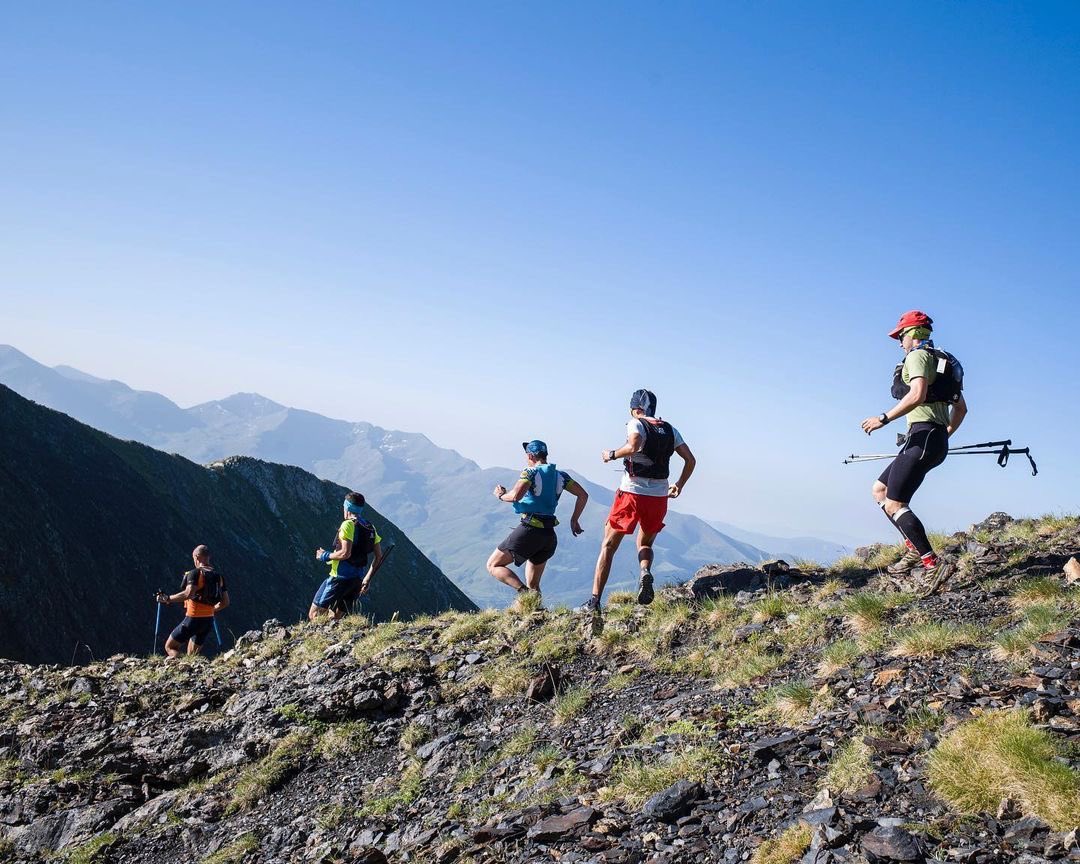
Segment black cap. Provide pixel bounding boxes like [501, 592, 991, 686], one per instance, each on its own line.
[629, 389, 657, 416]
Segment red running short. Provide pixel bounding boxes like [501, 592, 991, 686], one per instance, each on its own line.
[607, 490, 668, 535]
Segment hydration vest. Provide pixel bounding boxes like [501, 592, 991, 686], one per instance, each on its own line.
[513, 464, 561, 517]
[188, 567, 224, 605]
[334, 518, 378, 571]
[625, 419, 676, 480]
[891, 348, 964, 404]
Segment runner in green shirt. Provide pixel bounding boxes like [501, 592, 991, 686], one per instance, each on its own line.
[860, 311, 968, 594]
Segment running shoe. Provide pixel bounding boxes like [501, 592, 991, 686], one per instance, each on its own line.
[885, 549, 922, 576]
[920, 558, 955, 597]
[577, 596, 604, 635]
[637, 570, 655, 605]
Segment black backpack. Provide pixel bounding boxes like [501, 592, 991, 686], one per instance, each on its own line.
[337, 519, 378, 569]
[188, 567, 224, 605]
[891, 348, 964, 404]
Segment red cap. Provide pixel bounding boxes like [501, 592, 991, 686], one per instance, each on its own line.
[888, 310, 933, 339]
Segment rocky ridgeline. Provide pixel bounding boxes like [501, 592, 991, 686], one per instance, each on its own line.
[1, 514, 1079, 864]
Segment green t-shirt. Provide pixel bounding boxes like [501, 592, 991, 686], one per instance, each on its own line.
[329, 519, 382, 577]
[902, 349, 951, 427]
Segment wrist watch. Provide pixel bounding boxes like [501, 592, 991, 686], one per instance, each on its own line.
[608, 449, 616, 461]
[879, 412, 890, 425]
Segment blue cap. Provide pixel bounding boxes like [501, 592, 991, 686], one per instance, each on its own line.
[522, 440, 548, 456]
[630, 389, 657, 415]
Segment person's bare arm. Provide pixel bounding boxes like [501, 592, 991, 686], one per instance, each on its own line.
[160, 582, 195, 605]
[947, 393, 968, 436]
[493, 479, 531, 502]
[861, 377, 928, 434]
[315, 537, 353, 561]
[669, 443, 696, 498]
[602, 429, 643, 463]
[566, 481, 589, 535]
[215, 590, 230, 613]
[360, 542, 382, 595]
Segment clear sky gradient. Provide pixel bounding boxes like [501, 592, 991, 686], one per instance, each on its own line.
[2, 2, 1078, 543]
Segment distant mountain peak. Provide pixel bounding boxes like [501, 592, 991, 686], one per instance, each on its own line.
[196, 392, 287, 416]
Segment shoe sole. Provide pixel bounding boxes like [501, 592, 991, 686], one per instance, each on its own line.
[637, 575, 655, 605]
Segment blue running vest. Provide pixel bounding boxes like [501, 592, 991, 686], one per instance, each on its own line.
[513, 464, 561, 517]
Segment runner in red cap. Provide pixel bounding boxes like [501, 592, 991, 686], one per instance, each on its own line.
[860, 311, 969, 593]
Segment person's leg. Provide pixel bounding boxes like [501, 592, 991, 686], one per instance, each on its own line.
[524, 560, 546, 591]
[188, 618, 214, 655]
[592, 523, 625, 601]
[165, 619, 191, 658]
[310, 578, 342, 621]
[487, 548, 526, 592]
[635, 529, 659, 604]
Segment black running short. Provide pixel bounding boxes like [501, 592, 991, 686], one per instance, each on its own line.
[498, 522, 558, 566]
[878, 422, 949, 503]
[170, 616, 215, 647]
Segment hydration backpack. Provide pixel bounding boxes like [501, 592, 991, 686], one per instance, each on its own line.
[891, 348, 964, 404]
[336, 519, 378, 569]
[625, 419, 676, 480]
[189, 567, 224, 605]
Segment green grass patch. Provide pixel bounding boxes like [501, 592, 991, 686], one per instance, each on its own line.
[1010, 577, 1067, 609]
[750, 592, 791, 622]
[760, 680, 824, 725]
[928, 709, 1080, 830]
[228, 730, 312, 812]
[440, 610, 501, 646]
[358, 758, 424, 818]
[992, 602, 1072, 664]
[552, 686, 591, 725]
[352, 620, 408, 662]
[817, 639, 861, 676]
[202, 833, 258, 864]
[399, 721, 432, 752]
[890, 622, 982, 658]
[63, 833, 120, 864]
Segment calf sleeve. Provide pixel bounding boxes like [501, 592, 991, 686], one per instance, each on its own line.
[892, 508, 933, 557]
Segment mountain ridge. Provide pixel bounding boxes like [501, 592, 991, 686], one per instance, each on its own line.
[0, 346, 837, 606]
[0, 382, 475, 664]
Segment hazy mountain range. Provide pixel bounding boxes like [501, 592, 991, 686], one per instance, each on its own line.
[0, 382, 474, 664]
[0, 345, 844, 606]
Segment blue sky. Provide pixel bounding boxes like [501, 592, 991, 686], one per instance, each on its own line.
[2, 2, 1078, 543]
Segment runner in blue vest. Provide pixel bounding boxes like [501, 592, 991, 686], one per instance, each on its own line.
[487, 440, 589, 610]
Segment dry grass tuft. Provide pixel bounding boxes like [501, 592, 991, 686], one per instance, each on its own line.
[820, 736, 873, 795]
[928, 709, 1080, 830]
[751, 823, 813, 864]
[890, 622, 982, 658]
[817, 639, 861, 677]
[600, 745, 723, 809]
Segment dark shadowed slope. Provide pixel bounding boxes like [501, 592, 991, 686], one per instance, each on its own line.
[0, 384, 475, 665]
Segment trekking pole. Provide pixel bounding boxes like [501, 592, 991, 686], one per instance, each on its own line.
[153, 591, 163, 656]
[370, 544, 396, 578]
[213, 618, 223, 648]
[844, 441, 1038, 476]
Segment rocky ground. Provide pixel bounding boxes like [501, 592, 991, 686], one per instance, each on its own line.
[1, 513, 1078, 864]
